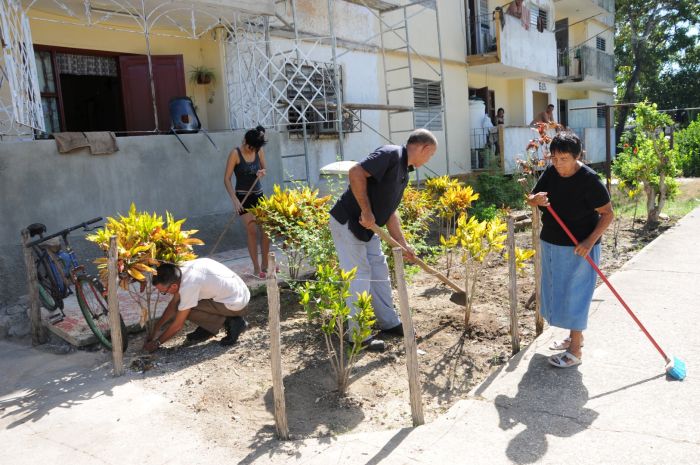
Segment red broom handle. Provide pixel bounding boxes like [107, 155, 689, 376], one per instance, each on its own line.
[545, 205, 668, 361]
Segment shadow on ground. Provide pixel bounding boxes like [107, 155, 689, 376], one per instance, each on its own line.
[0, 340, 125, 430]
[493, 353, 598, 464]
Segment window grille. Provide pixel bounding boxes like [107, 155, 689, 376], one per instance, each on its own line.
[596, 37, 606, 52]
[285, 60, 345, 136]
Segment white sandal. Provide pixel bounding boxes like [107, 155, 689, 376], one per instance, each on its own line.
[549, 337, 584, 351]
[548, 351, 582, 368]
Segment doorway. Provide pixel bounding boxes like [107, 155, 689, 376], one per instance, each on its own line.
[532, 91, 550, 122]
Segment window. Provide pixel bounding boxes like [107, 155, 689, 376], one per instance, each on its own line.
[530, 8, 548, 32]
[413, 78, 443, 131]
[597, 102, 606, 128]
[32, 46, 186, 134]
[596, 37, 606, 52]
[286, 60, 345, 136]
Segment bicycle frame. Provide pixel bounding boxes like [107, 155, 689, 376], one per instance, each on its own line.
[27, 217, 102, 309]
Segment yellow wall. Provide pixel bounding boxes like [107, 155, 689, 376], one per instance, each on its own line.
[29, 11, 227, 129]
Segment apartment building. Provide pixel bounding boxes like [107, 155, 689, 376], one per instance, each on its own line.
[0, 0, 615, 302]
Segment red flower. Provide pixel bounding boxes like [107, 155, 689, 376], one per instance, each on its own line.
[633, 147, 638, 154]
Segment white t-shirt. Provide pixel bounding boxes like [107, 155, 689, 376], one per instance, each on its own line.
[177, 258, 250, 311]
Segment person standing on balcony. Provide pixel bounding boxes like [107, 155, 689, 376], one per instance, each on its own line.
[329, 129, 438, 352]
[506, 0, 530, 30]
[496, 108, 505, 125]
[224, 126, 270, 279]
[526, 132, 614, 368]
[531, 104, 556, 125]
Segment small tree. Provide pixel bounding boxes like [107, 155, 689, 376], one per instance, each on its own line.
[442, 213, 507, 327]
[299, 265, 375, 395]
[613, 102, 680, 226]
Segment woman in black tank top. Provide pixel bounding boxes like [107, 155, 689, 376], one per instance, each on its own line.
[224, 126, 270, 278]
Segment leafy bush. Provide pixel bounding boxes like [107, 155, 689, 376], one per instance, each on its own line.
[675, 117, 700, 177]
[472, 173, 525, 210]
[470, 203, 500, 221]
[441, 213, 507, 327]
[299, 265, 375, 395]
[249, 185, 334, 278]
[87, 203, 203, 330]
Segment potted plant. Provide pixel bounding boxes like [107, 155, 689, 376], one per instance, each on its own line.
[188, 66, 215, 85]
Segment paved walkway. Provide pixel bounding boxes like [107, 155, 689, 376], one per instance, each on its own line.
[2, 208, 698, 464]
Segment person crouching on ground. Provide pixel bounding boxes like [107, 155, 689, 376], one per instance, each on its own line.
[329, 128, 438, 352]
[527, 131, 614, 368]
[143, 258, 250, 352]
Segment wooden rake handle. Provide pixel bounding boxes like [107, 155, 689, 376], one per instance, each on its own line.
[369, 224, 465, 294]
[209, 177, 261, 257]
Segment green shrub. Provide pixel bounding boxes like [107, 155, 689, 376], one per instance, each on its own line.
[472, 173, 525, 210]
[471, 203, 500, 221]
[299, 265, 375, 395]
[675, 117, 700, 177]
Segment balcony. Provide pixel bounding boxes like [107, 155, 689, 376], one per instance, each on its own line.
[466, 10, 557, 79]
[557, 45, 614, 89]
[554, 0, 614, 17]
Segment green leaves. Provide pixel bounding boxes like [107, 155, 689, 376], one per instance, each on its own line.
[86, 203, 202, 289]
[299, 264, 376, 394]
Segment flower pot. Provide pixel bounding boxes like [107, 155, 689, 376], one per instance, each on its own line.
[196, 73, 212, 85]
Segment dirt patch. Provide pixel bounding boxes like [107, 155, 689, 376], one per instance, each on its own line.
[126, 209, 681, 454]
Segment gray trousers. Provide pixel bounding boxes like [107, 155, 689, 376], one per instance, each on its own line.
[329, 216, 401, 337]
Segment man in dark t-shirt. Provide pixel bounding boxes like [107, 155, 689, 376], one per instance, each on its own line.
[329, 129, 438, 351]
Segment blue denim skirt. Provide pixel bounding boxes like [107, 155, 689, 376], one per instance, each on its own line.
[540, 240, 600, 331]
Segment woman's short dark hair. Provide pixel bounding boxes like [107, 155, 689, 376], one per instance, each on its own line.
[152, 263, 182, 286]
[549, 131, 582, 158]
[244, 125, 267, 149]
[497, 108, 504, 114]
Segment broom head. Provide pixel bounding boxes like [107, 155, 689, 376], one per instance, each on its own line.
[665, 356, 687, 381]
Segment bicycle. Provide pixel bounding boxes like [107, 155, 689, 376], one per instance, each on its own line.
[25, 218, 128, 351]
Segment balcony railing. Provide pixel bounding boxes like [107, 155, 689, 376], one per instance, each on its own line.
[557, 45, 614, 85]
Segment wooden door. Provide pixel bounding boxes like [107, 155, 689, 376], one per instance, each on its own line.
[119, 55, 186, 132]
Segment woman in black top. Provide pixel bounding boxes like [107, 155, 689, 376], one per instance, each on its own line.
[224, 126, 270, 278]
[527, 132, 614, 368]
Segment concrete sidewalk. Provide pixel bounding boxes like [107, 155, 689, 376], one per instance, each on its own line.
[256, 207, 700, 465]
[1, 208, 698, 464]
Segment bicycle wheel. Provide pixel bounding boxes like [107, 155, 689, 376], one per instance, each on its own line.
[75, 275, 128, 351]
[35, 254, 60, 311]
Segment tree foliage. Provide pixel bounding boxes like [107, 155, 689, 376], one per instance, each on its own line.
[675, 115, 700, 177]
[612, 103, 680, 226]
[614, 1, 700, 143]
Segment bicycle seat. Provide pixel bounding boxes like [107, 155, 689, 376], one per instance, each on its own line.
[27, 223, 46, 237]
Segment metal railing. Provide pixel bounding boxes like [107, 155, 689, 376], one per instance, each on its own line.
[470, 127, 499, 170]
[557, 45, 614, 84]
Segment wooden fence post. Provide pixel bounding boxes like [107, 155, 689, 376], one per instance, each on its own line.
[392, 247, 424, 427]
[108, 236, 124, 376]
[531, 206, 544, 336]
[21, 229, 47, 345]
[266, 252, 289, 440]
[507, 216, 520, 355]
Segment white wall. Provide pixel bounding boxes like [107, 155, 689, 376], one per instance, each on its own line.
[499, 14, 557, 78]
[583, 127, 615, 164]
